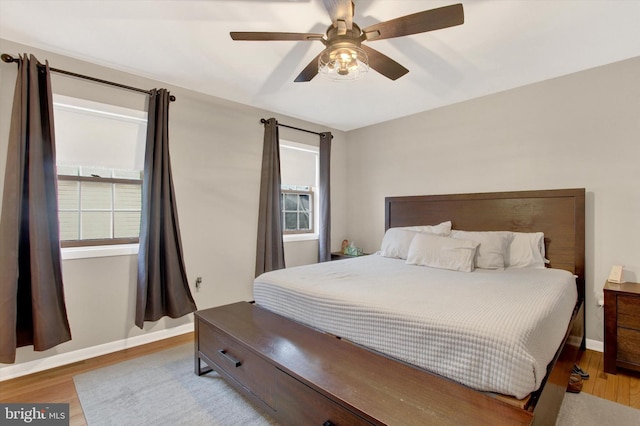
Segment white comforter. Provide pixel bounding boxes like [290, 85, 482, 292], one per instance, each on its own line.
[253, 254, 577, 399]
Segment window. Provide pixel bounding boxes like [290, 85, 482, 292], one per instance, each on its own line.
[57, 166, 142, 246]
[53, 95, 147, 247]
[279, 141, 319, 238]
[281, 188, 313, 234]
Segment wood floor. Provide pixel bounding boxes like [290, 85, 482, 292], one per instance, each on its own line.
[1, 336, 638, 426]
[576, 346, 640, 408]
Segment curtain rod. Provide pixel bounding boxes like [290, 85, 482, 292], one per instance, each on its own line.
[1, 53, 176, 102]
[260, 118, 332, 138]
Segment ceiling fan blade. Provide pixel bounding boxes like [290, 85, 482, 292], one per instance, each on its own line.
[360, 45, 409, 81]
[322, 0, 354, 30]
[294, 53, 322, 82]
[230, 32, 324, 41]
[362, 3, 464, 41]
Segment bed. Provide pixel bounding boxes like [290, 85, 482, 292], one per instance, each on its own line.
[259, 189, 583, 411]
[196, 188, 585, 425]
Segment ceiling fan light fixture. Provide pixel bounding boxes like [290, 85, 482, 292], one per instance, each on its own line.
[318, 44, 368, 81]
[231, 2, 464, 83]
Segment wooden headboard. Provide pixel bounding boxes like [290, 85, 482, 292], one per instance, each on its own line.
[385, 188, 585, 300]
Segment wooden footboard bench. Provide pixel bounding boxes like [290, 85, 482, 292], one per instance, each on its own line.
[195, 301, 536, 425]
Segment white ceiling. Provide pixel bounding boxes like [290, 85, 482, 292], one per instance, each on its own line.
[1, 0, 640, 131]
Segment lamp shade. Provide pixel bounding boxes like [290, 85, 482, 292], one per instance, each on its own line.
[318, 44, 369, 81]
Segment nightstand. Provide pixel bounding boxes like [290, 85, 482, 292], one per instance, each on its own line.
[604, 280, 640, 374]
[330, 252, 368, 261]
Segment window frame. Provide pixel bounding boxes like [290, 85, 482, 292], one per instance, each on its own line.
[279, 141, 320, 242]
[53, 94, 147, 251]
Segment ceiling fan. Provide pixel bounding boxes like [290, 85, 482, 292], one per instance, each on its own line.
[230, 0, 464, 82]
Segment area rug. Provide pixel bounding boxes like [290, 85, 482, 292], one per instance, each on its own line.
[74, 344, 277, 425]
[556, 391, 640, 426]
[75, 343, 639, 425]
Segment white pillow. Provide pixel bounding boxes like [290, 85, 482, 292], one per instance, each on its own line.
[507, 232, 546, 269]
[379, 228, 418, 259]
[379, 221, 453, 260]
[450, 230, 514, 270]
[406, 233, 479, 272]
[399, 220, 452, 236]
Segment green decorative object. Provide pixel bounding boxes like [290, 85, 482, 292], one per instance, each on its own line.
[344, 244, 363, 256]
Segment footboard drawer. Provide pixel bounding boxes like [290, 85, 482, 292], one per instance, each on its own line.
[197, 318, 275, 408]
[275, 368, 372, 426]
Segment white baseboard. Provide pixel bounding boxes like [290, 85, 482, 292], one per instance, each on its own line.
[0, 323, 194, 382]
[585, 338, 603, 353]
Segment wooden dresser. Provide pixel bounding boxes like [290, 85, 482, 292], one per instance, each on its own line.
[195, 301, 533, 426]
[604, 280, 640, 374]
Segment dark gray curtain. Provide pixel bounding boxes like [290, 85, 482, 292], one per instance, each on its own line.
[255, 118, 285, 276]
[136, 89, 196, 329]
[318, 132, 332, 262]
[0, 54, 71, 363]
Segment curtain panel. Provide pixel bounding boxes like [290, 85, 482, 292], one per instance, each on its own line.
[136, 89, 196, 328]
[318, 132, 332, 262]
[0, 54, 71, 363]
[255, 118, 285, 277]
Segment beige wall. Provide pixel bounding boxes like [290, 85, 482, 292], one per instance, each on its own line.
[345, 56, 640, 344]
[0, 38, 348, 369]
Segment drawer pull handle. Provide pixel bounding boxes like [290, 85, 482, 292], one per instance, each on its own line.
[218, 349, 242, 367]
[323, 421, 335, 426]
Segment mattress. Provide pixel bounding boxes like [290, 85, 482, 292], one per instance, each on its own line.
[253, 254, 578, 399]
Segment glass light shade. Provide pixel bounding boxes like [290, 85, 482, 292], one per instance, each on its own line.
[318, 45, 369, 81]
